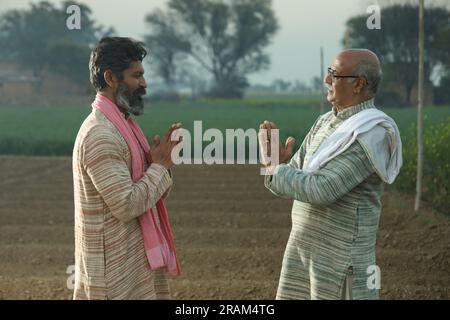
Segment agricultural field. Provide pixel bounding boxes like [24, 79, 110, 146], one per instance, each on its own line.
[0, 98, 449, 299]
[0, 157, 448, 299]
[0, 98, 448, 157]
[0, 98, 448, 210]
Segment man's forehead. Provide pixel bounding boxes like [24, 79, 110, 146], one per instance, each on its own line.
[331, 59, 349, 72]
[333, 49, 380, 71]
[333, 54, 357, 72]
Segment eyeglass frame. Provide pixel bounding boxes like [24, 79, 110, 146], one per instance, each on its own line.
[327, 67, 368, 85]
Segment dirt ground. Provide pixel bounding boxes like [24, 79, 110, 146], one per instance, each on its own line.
[0, 155, 449, 300]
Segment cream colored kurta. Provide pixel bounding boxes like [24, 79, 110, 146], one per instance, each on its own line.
[72, 108, 173, 300]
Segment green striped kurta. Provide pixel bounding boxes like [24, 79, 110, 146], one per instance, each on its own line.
[266, 99, 386, 300]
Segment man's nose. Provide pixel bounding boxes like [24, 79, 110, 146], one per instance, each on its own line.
[140, 78, 147, 89]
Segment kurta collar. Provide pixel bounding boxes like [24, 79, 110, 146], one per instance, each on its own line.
[333, 98, 376, 120]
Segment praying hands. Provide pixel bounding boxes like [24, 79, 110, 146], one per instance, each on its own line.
[146, 123, 183, 170]
[259, 120, 295, 166]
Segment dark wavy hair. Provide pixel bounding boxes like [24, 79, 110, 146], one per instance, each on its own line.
[89, 37, 147, 91]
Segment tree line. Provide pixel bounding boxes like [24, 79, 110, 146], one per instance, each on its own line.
[345, 3, 450, 106]
[1, 0, 449, 104]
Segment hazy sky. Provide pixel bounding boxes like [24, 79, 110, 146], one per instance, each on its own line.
[0, 0, 379, 85]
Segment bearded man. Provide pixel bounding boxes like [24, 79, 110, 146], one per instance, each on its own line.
[72, 37, 181, 299]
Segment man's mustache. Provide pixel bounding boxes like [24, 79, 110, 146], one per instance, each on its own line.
[134, 88, 146, 97]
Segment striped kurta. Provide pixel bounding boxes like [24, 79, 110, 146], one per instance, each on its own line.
[72, 108, 173, 300]
[266, 99, 386, 300]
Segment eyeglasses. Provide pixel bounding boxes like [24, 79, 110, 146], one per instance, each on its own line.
[327, 67, 361, 81]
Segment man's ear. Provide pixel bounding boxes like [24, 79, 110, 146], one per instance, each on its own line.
[103, 70, 118, 90]
[353, 78, 366, 94]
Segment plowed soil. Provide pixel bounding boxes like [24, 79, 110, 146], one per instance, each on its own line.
[0, 156, 448, 300]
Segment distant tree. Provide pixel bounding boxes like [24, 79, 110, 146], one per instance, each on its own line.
[344, 4, 450, 105]
[144, 0, 278, 98]
[145, 9, 191, 91]
[434, 73, 450, 104]
[271, 79, 291, 92]
[292, 80, 310, 93]
[310, 76, 323, 94]
[0, 1, 113, 88]
[47, 39, 92, 88]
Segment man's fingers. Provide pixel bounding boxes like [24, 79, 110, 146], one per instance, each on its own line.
[167, 123, 181, 133]
[168, 128, 183, 150]
[146, 147, 153, 163]
[285, 137, 295, 154]
[285, 136, 295, 147]
[171, 123, 182, 137]
[262, 120, 277, 141]
[164, 123, 182, 142]
[172, 127, 183, 141]
[164, 126, 175, 142]
[153, 135, 161, 146]
[263, 120, 272, 140]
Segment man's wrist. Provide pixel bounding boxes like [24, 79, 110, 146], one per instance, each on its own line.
[150, 162, 170, 176]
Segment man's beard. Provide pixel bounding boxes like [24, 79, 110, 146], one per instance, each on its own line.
[116, 82, 146, 116]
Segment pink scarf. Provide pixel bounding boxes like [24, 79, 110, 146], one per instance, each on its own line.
[92, 93, 180, 276]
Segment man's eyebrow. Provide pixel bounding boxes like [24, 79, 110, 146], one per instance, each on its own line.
[132, 70, 144, 75]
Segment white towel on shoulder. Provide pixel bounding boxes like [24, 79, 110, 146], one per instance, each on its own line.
[304, 108, 403, 184]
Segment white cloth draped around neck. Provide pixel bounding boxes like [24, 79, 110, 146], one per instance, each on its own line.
[304, 108, 403, 184]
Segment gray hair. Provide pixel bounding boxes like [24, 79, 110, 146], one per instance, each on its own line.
[351, 59, 383, 96]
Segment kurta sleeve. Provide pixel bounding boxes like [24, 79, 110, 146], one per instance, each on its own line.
[82, 126, 173, 223]
[264, 146, 305, 199]
[161, 169, 173, 200]
[265, 140, 375, 206]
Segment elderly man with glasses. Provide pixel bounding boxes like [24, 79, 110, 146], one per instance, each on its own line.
[259, 49, 403, 300]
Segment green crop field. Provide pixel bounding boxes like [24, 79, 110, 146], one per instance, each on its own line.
[0, 98, 448, 155]
[1, 98, 449, 212]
